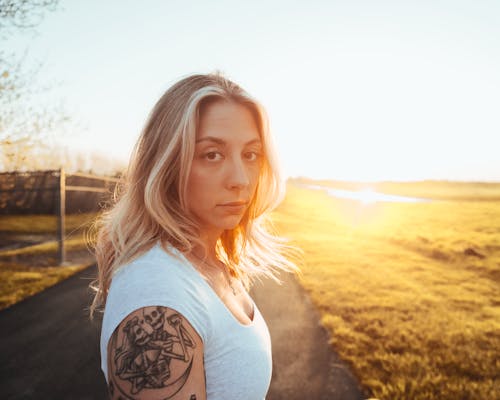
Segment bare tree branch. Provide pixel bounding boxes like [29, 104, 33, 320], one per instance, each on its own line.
[0, 0, 68, 171]
[0, 0, 59, 32]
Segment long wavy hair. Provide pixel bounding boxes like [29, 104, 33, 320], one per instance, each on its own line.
[89, 73, 298, 318]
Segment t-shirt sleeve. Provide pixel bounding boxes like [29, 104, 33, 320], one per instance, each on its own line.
[100, 256, 212, 380]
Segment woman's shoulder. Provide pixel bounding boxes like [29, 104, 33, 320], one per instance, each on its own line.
[102, 242, 212, 337]
[106, 243, 211, 313]
[100, 244, 213, 382]
[111, 242, 187, 280]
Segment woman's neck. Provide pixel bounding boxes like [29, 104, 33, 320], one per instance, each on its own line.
[190, 229, 222, 263]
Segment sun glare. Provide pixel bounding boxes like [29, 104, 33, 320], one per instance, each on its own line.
[358, 189, 377, 205]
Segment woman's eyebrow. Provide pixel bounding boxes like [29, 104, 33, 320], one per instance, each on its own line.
[195, 137, 262, 146]
[246, 139, 262, 146]
[196, 136, 225, 144]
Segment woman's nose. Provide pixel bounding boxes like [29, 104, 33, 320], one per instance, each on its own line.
[226, 157, 250, 189]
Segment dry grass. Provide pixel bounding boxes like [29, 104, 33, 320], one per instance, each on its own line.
[0, 212, 97, 234]
[272, 183, 500, 400]
[0, 237, 89, 257]
[0, 262, 89, 310]
[0, 212, 99, 311]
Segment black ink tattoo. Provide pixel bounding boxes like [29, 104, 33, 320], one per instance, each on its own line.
[108, 381, 114, 397]
[190, 395, 197, 400]
[110, 306, 196, 399]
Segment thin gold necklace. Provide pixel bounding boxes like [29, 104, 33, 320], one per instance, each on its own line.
[191, 253, 238, 296]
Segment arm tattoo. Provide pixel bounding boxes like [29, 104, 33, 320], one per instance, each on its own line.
[109, 306, 197, 399]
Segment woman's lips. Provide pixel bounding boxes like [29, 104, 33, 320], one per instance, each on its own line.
[220, 201, 248, 206]
[218, 201, 248, 214]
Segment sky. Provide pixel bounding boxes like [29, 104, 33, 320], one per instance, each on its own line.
[5, 0, 500, 181]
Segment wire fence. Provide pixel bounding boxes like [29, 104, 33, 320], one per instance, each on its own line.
[0, 169, 120, 264]
[0, 169, 119, 214]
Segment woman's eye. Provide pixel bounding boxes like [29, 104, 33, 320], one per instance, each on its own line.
[204, 151, 223, 161]
[245, 151, 261, 162]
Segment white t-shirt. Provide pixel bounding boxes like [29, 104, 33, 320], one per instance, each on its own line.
[100, 243, 272, 400]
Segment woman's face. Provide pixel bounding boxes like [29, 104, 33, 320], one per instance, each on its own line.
[186, 100, 262, 237]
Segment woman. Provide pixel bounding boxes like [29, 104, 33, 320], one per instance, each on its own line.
[90, 73, 298, 400]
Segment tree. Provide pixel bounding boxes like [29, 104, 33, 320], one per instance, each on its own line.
[0, 0, 69, 171]
[0, 1, 58, 30]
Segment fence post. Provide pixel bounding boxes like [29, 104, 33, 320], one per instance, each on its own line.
[57, 168, 66, 265]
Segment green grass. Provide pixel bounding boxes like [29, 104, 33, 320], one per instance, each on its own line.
[272, 183, 500, 400]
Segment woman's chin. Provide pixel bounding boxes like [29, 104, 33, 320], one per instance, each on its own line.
[217, 215, 244, 231]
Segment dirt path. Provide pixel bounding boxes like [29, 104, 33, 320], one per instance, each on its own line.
[252, 273, 366, 400]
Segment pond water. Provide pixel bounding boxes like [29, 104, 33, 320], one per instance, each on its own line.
[304, 184, 431, 203]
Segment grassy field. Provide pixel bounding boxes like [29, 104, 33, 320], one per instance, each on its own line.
[272, 183, 500, 399]
[1, 182, 498, 398]
[0, 213, 97, 310]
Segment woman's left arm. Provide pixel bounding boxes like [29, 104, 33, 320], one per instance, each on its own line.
[106, 306, 206, 400]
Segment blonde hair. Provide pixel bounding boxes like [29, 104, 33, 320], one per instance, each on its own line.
[89, 73, 298, 318]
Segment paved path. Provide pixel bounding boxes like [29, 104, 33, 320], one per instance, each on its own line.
[0, 265, 365, 399]
[0, 265, 107, 400]
[252, 273, 366, 400]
